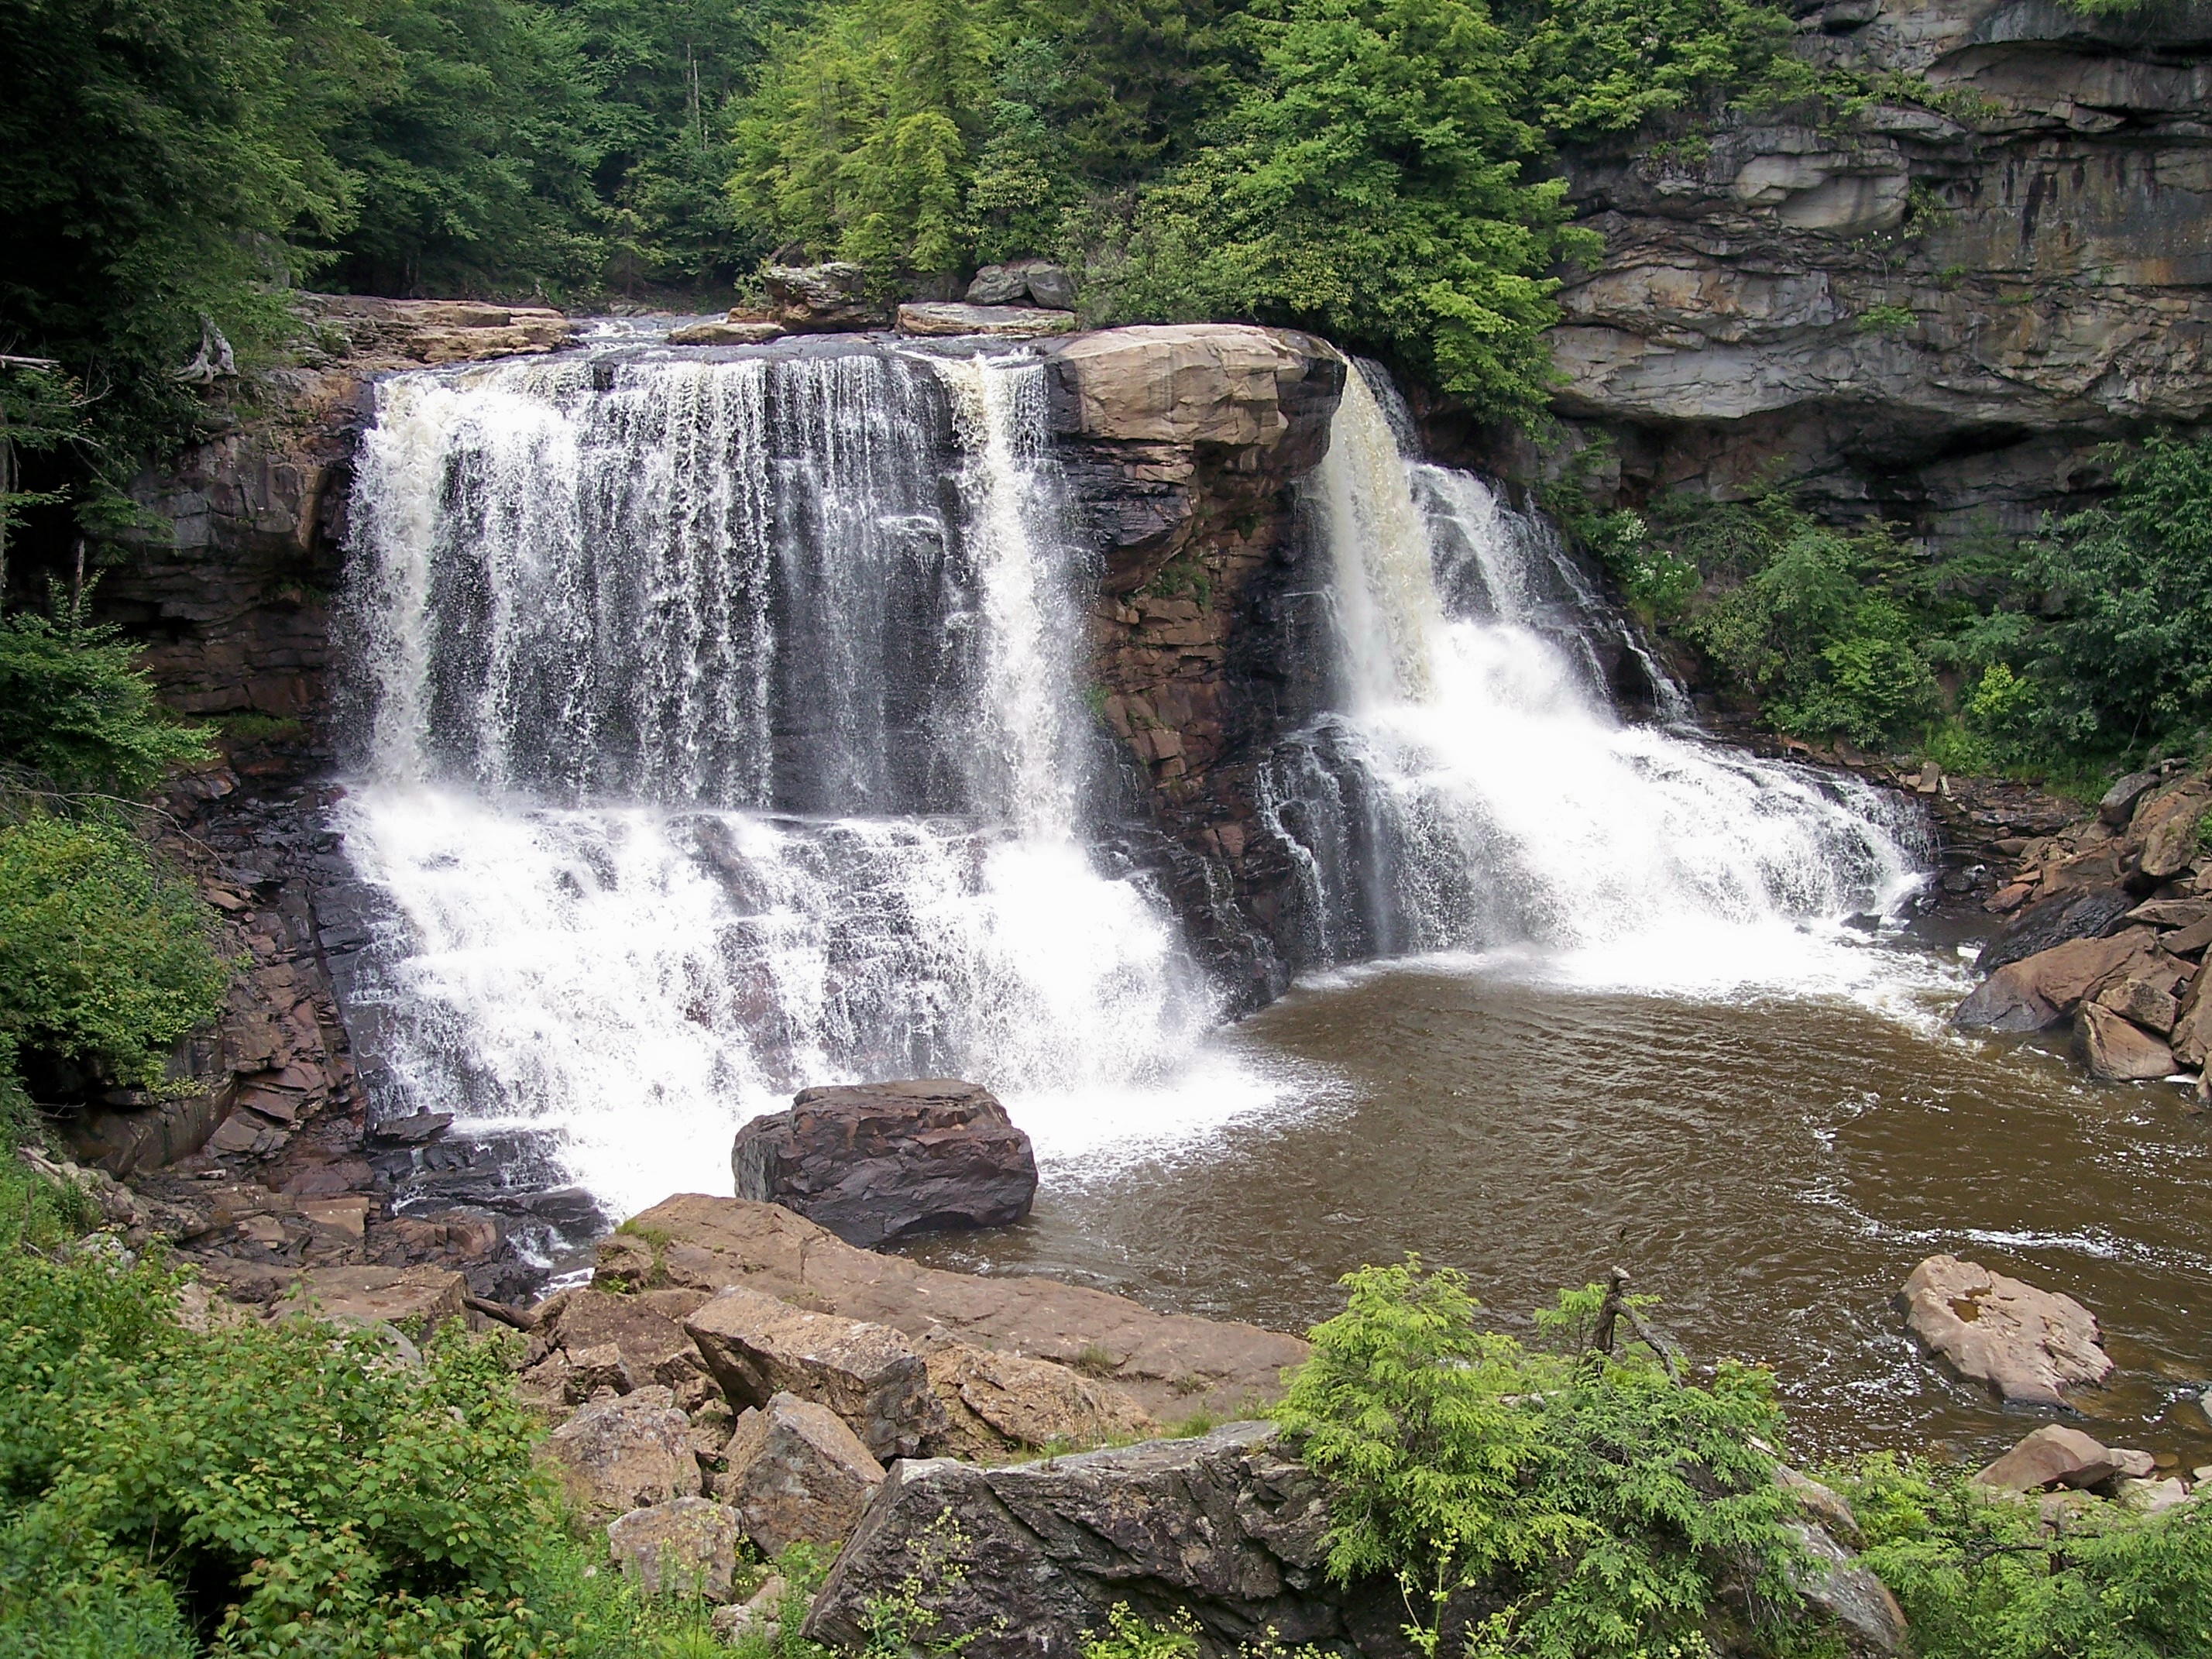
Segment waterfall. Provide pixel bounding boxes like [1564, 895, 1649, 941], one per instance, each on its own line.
[1259, 364, 1934, 991]
[334, 341, 1229, 1224]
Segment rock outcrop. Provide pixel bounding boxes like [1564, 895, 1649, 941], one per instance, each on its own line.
[1494, 0, 2212, 550]
[730, 1079, 1038, 1249]
[804, 1423, 1342, 1657]
[897, 302, 1076, 337]
[1898, 1253, 2114, 1406]
[759, 263, 886, 333]
[543, 1386, 702, 1523]
[606, 1496, 742, 1601]
[597, 1194, 1308, 1423]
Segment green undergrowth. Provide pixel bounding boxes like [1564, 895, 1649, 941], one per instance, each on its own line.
[1554, 429, 2212, 789]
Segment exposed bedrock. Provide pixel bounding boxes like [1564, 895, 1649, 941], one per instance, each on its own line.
[1459, 0, 2212, 544]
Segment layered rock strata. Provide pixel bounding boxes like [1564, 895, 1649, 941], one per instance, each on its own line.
[1472, 0, 2212, 547]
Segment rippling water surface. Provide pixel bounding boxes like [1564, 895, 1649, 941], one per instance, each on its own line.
[910, 949, 2212, 1471]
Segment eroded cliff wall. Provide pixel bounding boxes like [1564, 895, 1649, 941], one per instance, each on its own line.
[1479, 0, 2212, 540]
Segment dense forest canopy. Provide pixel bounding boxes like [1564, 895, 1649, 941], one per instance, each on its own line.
[3, 0, 2208, 771]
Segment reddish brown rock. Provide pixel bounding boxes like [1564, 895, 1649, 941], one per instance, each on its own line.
[600, 1195, 1307, 1424]
[543, 1386, 700, 1523]
[2076, 1002, 2177, 1082]
[1973, 1424, 2125, 1492]
[2172, 970, 2212, 1070]
[717, 1391, 885, 1554]
[731, 1079, 1037, 1249]
[1954, 929, 2158, 1033]
[684, 1285, 944, 1460]
[1898, 1255, 2113, 1407]
[925, 1341, 1157, 1458]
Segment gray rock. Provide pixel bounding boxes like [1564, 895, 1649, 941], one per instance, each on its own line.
[803, 1424, 1341, 1658]
[709, 1575, 785, 1644]
[731, 1078, 1037, 1249]
[895, 302, 1076, 338]
[964, 263, 1032, 305]
[683, 1284, 945, 1459]
[1787, 1523, 1911, 1656]
[606, 1495, 742, 1601]
[761, 263, 884, 332]
[667, 319, 787, 345]
[716, 1390, 885, 1554]
[2100, 771, 2163, 825]
[544, 1385, 701, 1523]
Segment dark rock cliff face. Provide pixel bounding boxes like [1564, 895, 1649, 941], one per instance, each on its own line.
[1462, 0, 2212, 541]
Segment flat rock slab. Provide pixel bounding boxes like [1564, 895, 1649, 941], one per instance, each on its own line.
[896, 302, 1076, 338]
[599, 1195, 1309, 1422]
[1955, 928, 2157, 1032]
[1898, 1255, 2113, 1407]
[1973, 886, 2137, 976]
[279, 1265, 465, 1328]
[668, 319, 787, 345]
[684, 1283, 943, 1459]
[731, 1077, 1037, 1249]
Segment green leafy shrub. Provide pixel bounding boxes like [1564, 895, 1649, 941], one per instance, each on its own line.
[0, 1247, 725, 1658]
[0, 610, 211, 797]
[1274, 1259, 1805, 1658]
[1830, 1455, 2212, 1659]
[0, 812, 227, 1097]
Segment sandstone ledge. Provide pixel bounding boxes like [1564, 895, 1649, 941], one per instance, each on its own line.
[596, 1194, 1307, 1421]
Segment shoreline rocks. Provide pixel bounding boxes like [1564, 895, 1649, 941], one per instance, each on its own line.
[596, 1194, 1309, 1423]
[731, 1079, 1038, 1250]
[1898, 1255, 2113, 1407]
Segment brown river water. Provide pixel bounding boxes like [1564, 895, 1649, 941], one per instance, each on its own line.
[908, 937, 2212, 1476]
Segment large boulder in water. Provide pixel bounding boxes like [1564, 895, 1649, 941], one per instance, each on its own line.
[1897, 1255, 2113, 1407]
[731, 1079, 1038, 1249]
[1043, 325, 1341, 459]
[1953, 927, 2157, 1032]
[2076, 1001, 2177, 1081]
[1974, 885, 2136, 975]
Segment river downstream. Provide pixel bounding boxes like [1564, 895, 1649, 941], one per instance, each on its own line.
[910, 947, 2212, 1472]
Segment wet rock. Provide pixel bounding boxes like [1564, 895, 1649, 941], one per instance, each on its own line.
[2076, 1002, 2177, 1082]
[2094, 976, 2180, 1036]
[1787, 1523, 1910, 1656]
[730, 1078, 1038, 1249]
[599, 1196, 1309, 1423]
[369, 1110, 452, 1146]
[682, 1284, 945, 1460]
[803, 1424, 1339, 1658]
[1974, 887, 2138, 976]
[543, 1386, 699, 1523]
[1898, 1255, 2113, 1407]
[924, 1341, 1156, 1458]
[896, 302, 1077, 338]
[1973, 1424, 2125, 1492]
[716, 1390, 885, 1554]
[668, 319, 786, 345]
[2172, 970, 2212, 1070]
[280, 1265, 466, 1328]
[2100, 771, 2162, 826]
[761, 263, 884, 332]
[606, 1495, 741, 1601]
[1954, 928, 2158, 1032]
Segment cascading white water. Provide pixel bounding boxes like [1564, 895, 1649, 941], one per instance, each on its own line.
[1262, 365, 1940, 999]
[335, 342, 1241, 1223]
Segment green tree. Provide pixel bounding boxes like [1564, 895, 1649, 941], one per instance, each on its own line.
[1499, 0, 1802, 141]
[1095, 0, 1585, 421]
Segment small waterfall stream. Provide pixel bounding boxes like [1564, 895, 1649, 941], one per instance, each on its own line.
[1259, 365, 1933, 988]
